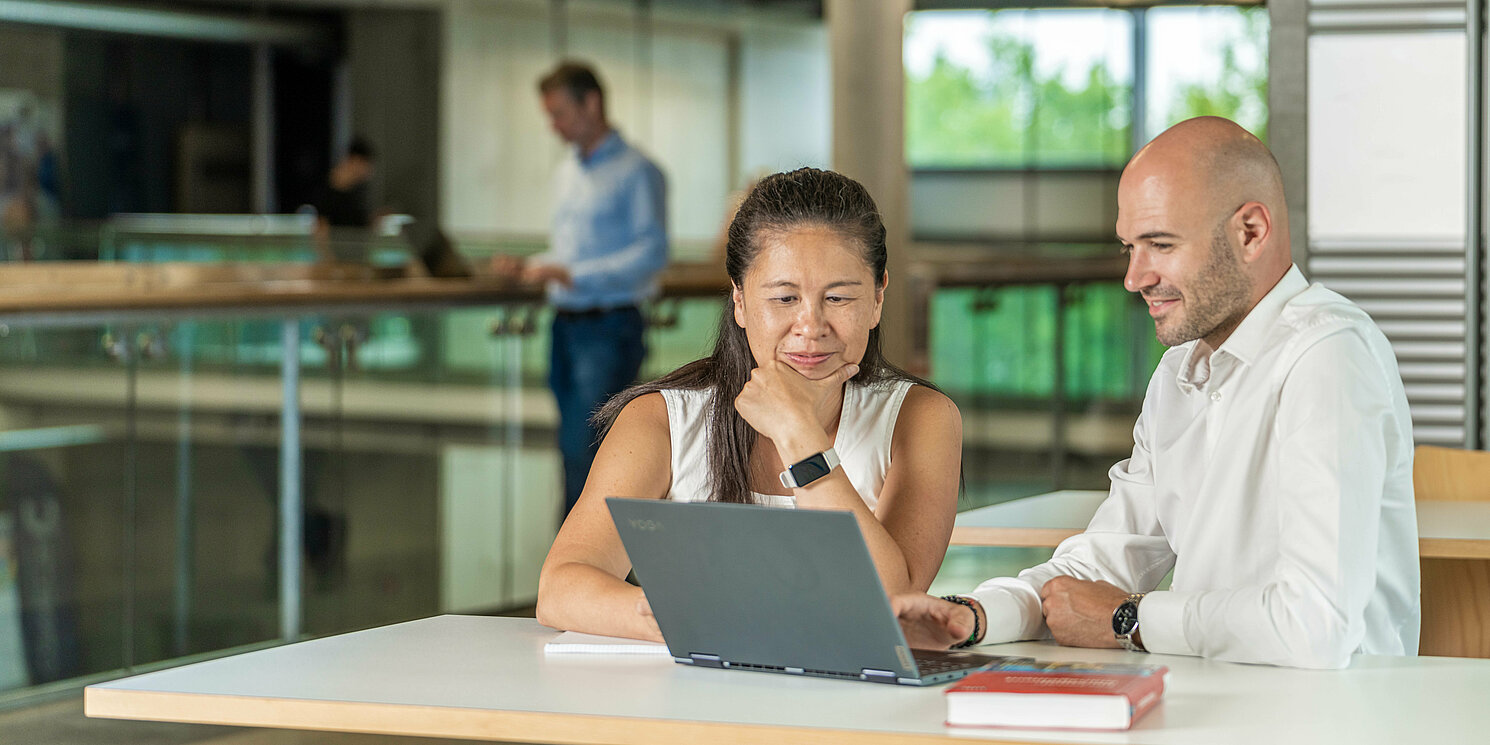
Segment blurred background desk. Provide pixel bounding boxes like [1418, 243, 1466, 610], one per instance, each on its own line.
[952, 490, 1490, 658]
[950, 489, 1104, 549]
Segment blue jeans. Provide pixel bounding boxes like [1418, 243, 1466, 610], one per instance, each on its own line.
[549, 306, 646, 517]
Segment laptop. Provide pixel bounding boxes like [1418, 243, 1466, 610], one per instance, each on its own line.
[606, 498, 1024, 686]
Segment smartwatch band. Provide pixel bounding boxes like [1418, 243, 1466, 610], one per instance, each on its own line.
[778, 447, 841, 489]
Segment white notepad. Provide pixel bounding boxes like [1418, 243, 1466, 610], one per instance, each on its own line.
[543, 630, 671, 656]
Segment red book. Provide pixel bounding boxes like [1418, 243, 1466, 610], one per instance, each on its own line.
[944, 667, 1167, 731]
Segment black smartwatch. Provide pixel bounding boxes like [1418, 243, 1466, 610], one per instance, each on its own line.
[1112, 592, 1147, 652]
[778, 447, 841, 489]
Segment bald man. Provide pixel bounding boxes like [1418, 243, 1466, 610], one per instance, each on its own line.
[895, 117, 1418, 670]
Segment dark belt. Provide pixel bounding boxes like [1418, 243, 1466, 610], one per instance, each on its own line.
[554, 304, 639, 320]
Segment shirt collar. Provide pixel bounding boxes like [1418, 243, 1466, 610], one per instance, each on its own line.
[1214, 264, 1309, 367]
[578, 130, 623, 167]
[1174, 264, 1309, 392]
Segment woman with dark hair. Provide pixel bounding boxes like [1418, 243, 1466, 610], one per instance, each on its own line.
[536, 168, 963, 641]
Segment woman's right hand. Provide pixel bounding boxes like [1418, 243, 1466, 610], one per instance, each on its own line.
[891, 593, 977, 650]
[635, 594, 663, 643]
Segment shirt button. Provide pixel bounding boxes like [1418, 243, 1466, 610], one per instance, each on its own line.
[1210, 391, 1223, 402]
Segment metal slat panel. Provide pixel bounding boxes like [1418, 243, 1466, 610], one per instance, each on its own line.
[1410, 404, 1468, 422]
[1398, 362, 1471, 380]
[1412, 425, 1465, 445]
[1354, 299, 1465, 317]
[1404, 383, 1467, 401]
[1325, 278, 1465, 296]
[1375, 320, 1467, 337]
[1310, 239, 1470, 448]
[1392, 341, 1467, 359]
[1310, 256, 1465, 274]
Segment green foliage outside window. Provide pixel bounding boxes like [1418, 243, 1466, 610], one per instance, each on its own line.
[1154, 7, 1269, 142]
[905, 6, 1269, 167]
[905, 10, 1132, 168]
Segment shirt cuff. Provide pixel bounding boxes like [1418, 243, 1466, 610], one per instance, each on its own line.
[1139, 589, 1197, 657]
[967, 582, 1042, 645]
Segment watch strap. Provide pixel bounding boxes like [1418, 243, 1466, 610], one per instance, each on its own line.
[940, 595, 983, 648]
[1114, 592, 1148, 653]
[778, 447, 841, 489]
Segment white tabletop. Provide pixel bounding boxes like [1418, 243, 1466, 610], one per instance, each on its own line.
[953, 491, 1490, 558]
[85, 615, 1490, 745]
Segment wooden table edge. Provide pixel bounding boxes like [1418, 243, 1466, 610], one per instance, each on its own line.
[951, 529, 1490, 560]
[948, 527, 1079, 549]
[83, 687, 1059, 745]
[1420, 538, 1490, 560]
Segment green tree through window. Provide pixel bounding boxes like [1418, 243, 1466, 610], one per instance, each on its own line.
[905, 9, 1133, 167]
[905, 6, 1269, 166]
[1148, 6, 1269, 142]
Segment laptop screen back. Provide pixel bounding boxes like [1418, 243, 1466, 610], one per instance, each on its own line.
[606, 498, 919, 680]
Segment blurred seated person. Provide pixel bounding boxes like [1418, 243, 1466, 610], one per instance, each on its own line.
[312, 137, 377, 262]
[535, 168, 963, 641]
[1, 191, 37, 261]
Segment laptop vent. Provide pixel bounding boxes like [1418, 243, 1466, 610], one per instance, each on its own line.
[722, 661, 860, 681]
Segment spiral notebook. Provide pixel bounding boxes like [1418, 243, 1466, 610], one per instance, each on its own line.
[543, 630, 671, 656]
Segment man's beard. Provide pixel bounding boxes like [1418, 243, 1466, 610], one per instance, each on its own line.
[1153, 226, 1252, 347]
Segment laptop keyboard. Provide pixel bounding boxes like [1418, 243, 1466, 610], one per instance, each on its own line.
[911, 648, 1000, 676]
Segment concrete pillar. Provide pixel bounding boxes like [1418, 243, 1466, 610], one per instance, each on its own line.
[347, 8, 442, 227]
[1268, 0, 1308, 267]
[251, 43, 276, 213]
[826, 0, 913, 369]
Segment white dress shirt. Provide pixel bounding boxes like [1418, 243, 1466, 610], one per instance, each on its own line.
[971, 266, 1419, 669]
[536, 130, 668, 311]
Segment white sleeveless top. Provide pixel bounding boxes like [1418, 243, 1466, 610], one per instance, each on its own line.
[659, 379, 915, 509]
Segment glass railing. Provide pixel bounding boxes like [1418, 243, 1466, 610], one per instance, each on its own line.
[0, 238, 552, 705]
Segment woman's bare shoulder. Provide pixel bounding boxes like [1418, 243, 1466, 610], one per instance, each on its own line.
[607, 391, 670, 442]
[893, 384, 962, 445]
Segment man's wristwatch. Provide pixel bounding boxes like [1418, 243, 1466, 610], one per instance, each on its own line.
[1112, 592, 1148, 652]
[779, 447, 841, 489]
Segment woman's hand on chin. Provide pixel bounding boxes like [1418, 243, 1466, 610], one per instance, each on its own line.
[734, 361, 858, 460]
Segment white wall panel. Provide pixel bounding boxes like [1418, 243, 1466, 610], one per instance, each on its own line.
[739, 22, 831, 179]
[1307, 33, 1465, 242]
[648, 32, 731, 246]
[441, 1, 557, 236]
[442, 1, 752, 248]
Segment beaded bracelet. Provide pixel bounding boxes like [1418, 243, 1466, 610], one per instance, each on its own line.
[939, 594, 981, 649]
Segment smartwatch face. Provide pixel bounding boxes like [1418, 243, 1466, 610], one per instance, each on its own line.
[1112, 602, 1139, 636]
[790, 454, 833, 486]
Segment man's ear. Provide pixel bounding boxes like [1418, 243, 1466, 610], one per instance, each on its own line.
[1232, 202, 1273, 264]
[732, 284, 746, 328]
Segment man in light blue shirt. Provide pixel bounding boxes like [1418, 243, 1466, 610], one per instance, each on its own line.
[496, 61, 668, 517]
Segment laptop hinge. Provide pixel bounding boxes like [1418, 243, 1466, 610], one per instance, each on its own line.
[860, 668, 899, 684]
[689, 653, 725, 668]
